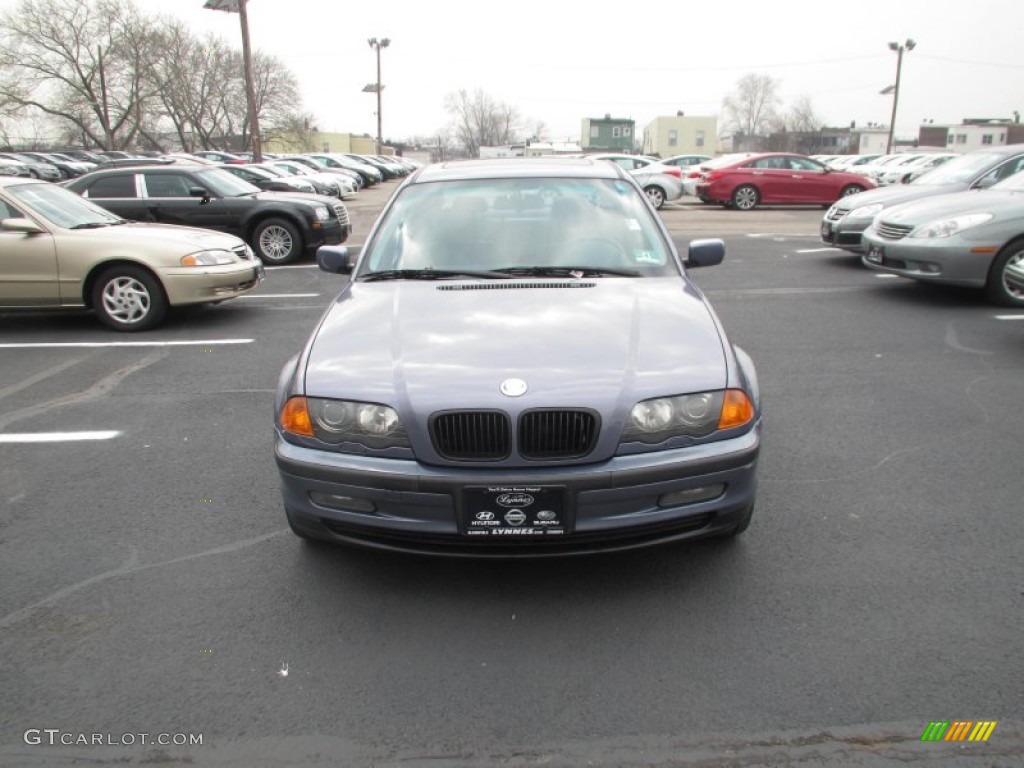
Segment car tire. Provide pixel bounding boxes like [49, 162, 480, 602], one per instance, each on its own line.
[985, 238, 1024, 307]
[731, 185, 759, 211]
[644, 185, 666, 210]
[839, 184, 866, 198]
[91, 265, 168, 332]
[253, 217, 302, 265]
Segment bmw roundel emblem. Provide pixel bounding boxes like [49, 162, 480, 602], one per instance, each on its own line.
[500, 378, 528, 397]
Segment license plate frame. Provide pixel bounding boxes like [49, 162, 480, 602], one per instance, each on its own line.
[462, 486, 570, 538]
[866, 244, 885, 264]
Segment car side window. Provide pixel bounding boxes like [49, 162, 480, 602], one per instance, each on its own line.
[87, 175, 137, 198]
[144, 173, 193, 198]
[0, 198, 25, 221]
[790, 157, 821, 171]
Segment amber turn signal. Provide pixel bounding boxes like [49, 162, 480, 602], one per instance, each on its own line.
[718, 389, 754, 429]
[281, 396, 314, 436]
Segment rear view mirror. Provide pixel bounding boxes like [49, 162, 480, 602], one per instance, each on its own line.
[679, 237, 725, 268]
[317, 245, 355, 275]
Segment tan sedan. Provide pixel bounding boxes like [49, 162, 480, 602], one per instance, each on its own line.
[0, 177, 264, 331]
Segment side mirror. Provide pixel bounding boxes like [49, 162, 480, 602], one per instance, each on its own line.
[684, 238, 725, 269]
[317, 245, 355, 274]
[0, 217, 44, 234]
[974, 174, 998, 190]
[189, 186, 210, 198]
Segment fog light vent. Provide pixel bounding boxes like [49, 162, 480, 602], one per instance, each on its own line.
[658, 484, 725, 508]
[309, 492, 376, 513]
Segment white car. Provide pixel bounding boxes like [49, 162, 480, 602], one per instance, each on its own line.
[878, 153, 958, 185]
[587, 154, 684, 209]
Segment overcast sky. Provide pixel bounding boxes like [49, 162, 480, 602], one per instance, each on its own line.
[3, 0, 1023, 144]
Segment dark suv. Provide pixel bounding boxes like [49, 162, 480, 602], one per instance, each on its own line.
[65, 165, 350, 264]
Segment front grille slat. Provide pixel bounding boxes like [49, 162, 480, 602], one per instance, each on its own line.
[875, 221, 913, 240]
[430, 409, 599, 461]
[519, 409, 598, 459]
[432, 411, 510, 460]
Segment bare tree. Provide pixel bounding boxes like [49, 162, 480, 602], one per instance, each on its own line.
[722, 73, 781, 140]
[0, 0, 158, 149]
[787, 95, 822, 135]
[444, 89, 519, 157]
[264, 111, 319, 153]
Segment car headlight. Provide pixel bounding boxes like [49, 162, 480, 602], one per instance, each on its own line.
[280, 396, 410, 449]
[181, 249, 235, 266]
[848, 203, 883, 219]
[620, 389, 754, 445]
[908, 213, 993, 239]
[314, 206, 330, 221]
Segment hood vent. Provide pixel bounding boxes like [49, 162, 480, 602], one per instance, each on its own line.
[437, 282, 596, 292]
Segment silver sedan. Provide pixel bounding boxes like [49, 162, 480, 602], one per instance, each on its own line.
[861, 170, 1024, 306]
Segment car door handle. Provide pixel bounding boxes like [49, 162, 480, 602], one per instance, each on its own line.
[751, 171, 764, 175]
[791, 174, 803, 179]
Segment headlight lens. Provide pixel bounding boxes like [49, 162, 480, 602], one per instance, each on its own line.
[314, 206, 330, 221]
[621, 389, 754, 444]
[848, 203, 883, 219]
[281, 396, 409, 449]
[908, 213, 993, 239]
[181, 249, 235, 266]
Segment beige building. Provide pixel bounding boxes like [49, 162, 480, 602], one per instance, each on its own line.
[642, 115, 717, 158]
[265, 131, 381, 155]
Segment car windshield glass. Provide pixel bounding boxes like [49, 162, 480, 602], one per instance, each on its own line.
[358, 177, 677, 278]
[991, 169, 1024, 191]
[912, 152, 1006, 185]
[193, 168, 260, 196]
[7, 182, 123, 228]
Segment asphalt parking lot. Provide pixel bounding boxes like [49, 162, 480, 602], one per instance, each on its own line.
[1, 182, 1021, 767]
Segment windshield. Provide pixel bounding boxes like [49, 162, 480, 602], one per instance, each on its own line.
[193, 168, 260, 196]
[359, 177, 677, 278]
[912, 152, 1007, 185]
[7, 182, 123, 228]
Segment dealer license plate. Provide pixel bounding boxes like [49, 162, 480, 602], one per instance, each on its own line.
[462, 486, 568, 538]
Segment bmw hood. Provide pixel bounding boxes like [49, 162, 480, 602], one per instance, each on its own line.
[303, 279, 728, 414]
[876, 189, 1024, 224]
[839, 182, 965, 212]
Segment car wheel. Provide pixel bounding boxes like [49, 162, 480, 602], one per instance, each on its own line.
[985, 238, 1024, 307]
[91, 265, 168, 332]
[644, 185, 666, 210]
[28, 169, 39, 179]
[839, 184, 866, 198]
[253, 218, 302, 265]
[731, 185, 759, 211]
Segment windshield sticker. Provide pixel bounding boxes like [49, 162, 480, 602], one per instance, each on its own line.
[633, 250, 661, 264]
[626, 218, 641, 231]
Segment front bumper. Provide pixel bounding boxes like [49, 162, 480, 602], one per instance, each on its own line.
[859, 232, 993, 287]
[820, 210, 870, 251]
[159, 261, 265, 305]
[275, 424, 761, 557]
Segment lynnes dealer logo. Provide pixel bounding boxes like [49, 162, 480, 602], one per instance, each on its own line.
[496, 493, 534, 508]
[920, 720, 997, 742]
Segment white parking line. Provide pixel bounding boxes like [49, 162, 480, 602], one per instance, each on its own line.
[745, 233, 820, 239]
[994, 314, 1024, 320]
[796, 248, 841, 253]
[874, 274, 899, 279]
[263, 265, 320, 270]
[236, 293, 320, 299]
[0, 339, 253, 349]
[0, 430, 120, 443]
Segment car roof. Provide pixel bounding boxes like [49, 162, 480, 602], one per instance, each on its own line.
[412, 157, 626, 183]
[0, 176, 49, 190]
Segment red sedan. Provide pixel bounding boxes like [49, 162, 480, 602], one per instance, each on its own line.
[695, 153, 875, 210]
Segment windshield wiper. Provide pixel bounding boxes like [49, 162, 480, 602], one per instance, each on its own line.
[492, 265, 641, 278]
[70, 222, 110, 229]
[361, 268, 509, 282]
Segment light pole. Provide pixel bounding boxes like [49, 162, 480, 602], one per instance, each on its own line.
[203, 0, 262, 162]
[367, 37, 390, 154]
[885, 38, 915, 154]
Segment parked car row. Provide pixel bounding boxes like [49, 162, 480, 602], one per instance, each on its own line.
[821, 143, 1024, 306]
